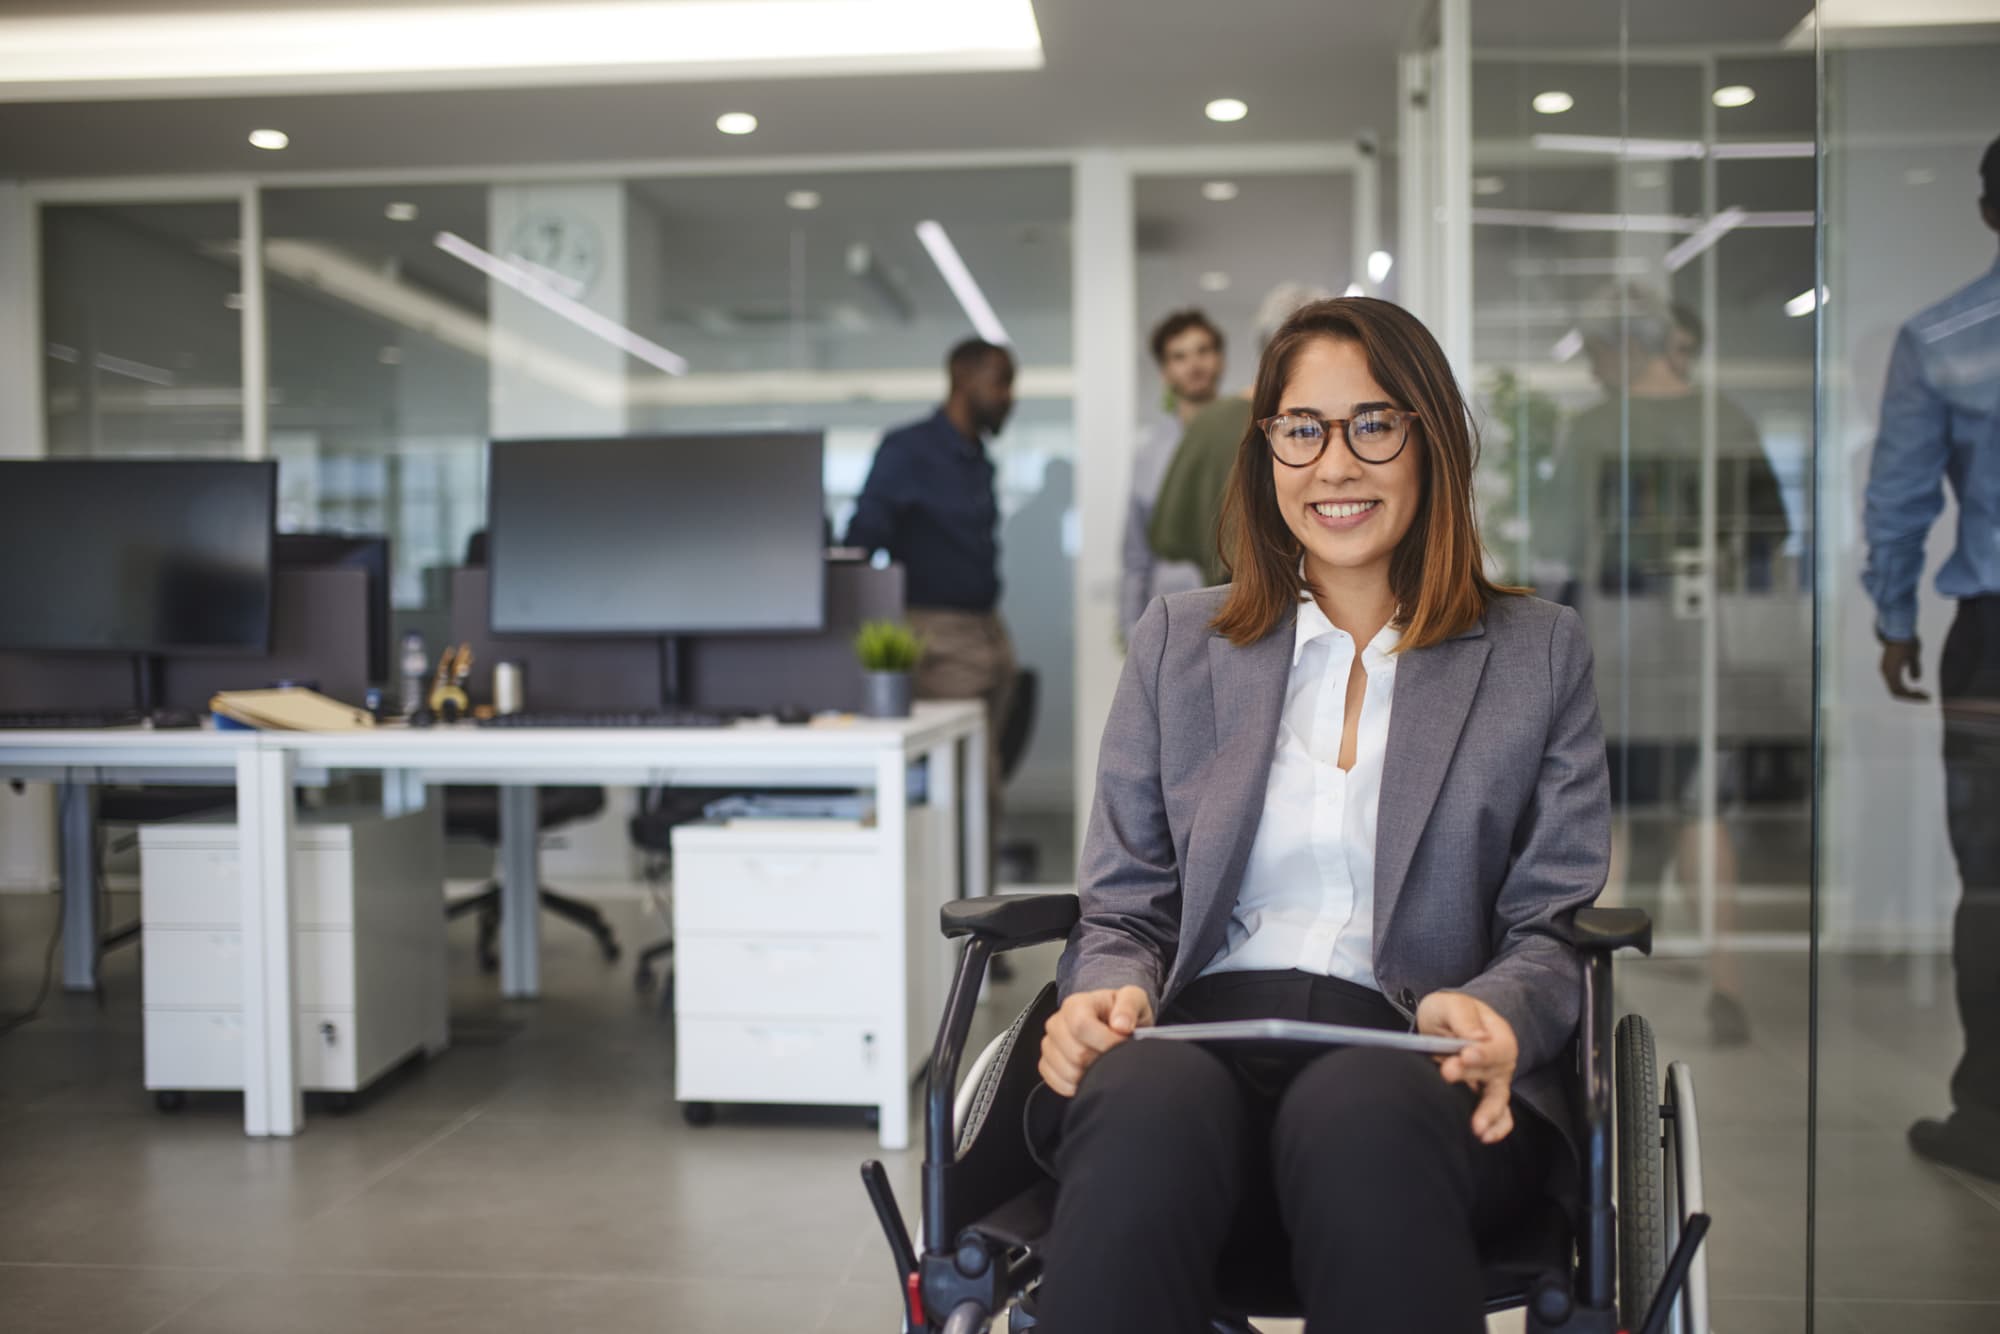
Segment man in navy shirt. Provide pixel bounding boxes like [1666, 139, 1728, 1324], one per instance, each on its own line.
[1865, 134, 2000, 1179]
[846, 338, 1019, 861]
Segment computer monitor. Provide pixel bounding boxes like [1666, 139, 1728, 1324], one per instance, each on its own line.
[486, 433, 826, 637]
[276, 532, 391, 685]
[0, 459, 275, 655]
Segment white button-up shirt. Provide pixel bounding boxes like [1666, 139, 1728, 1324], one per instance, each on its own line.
[1200, 596, 1400, 990]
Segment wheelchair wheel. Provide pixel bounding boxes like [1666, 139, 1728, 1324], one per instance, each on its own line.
[1615, 1013, 1667, 1330]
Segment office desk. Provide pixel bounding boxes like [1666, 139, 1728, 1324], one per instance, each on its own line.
[0, 703, 988, 1145]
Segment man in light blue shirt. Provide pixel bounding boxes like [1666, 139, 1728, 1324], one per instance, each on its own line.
[1863, 134, 2000, 1180]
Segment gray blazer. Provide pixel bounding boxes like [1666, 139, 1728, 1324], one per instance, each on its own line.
[1058, 586, 1611, 1151]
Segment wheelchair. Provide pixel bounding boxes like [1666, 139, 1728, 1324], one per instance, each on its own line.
[863, 894, 1712, 1334]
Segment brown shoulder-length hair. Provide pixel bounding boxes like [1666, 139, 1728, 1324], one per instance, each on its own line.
[1211, 297, 1520, 650]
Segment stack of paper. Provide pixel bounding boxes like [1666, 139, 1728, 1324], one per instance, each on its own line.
[209, 688, 375, 732]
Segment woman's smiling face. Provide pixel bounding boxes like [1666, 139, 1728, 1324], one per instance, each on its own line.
[1269, 336, 1423, 587]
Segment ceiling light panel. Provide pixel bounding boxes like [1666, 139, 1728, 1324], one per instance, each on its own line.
[0, 0, 1044, 102]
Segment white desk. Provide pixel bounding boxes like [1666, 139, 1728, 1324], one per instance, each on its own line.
[0, 702, 987, 1146]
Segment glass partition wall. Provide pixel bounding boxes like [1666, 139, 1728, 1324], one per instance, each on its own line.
[1463, 12, 1818, 1332]
[1816, 24, 2000, 1334]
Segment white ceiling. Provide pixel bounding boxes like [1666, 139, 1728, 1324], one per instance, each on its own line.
[0, 0, 1407, 178]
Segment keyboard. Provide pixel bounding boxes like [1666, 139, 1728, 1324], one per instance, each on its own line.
[475, 709, 731, 729]
[0, 709, 204, 730]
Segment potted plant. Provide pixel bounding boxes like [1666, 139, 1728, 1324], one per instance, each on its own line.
[854, 620, 923, 719]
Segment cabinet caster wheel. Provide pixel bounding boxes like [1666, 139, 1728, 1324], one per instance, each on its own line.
[681, 1102, 716, 1127]
[154, 1090, 186, 1113]
[864, 1108, 880, 1129]
[326, 1092, 357, 1115]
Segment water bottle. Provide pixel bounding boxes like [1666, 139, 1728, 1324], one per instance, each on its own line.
[399, 631, 428, 718]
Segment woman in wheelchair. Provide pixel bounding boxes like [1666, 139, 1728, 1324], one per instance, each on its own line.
[1031, 297, 1610, 1333]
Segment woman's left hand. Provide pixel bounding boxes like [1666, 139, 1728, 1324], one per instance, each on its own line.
[1416, 991, 1519, 1145]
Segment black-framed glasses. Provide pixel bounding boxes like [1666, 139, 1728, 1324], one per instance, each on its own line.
[1257, 409, 1419, 467]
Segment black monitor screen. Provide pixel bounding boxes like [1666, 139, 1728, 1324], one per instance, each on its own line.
[488, 434, 826, 636]
[0, 460, 275, 655]
[275, 532, 391, 684]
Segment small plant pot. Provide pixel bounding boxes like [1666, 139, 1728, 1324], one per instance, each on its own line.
[862, 670, 913, 719]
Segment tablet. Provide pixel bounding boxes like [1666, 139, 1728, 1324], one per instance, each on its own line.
[1133, 1018, 1470, 1056]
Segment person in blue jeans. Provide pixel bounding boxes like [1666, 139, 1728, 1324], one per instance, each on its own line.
[1863, 133, 2000, 1181]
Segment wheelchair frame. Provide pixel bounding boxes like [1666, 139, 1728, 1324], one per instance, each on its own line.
[864, 895, 1710, 1334]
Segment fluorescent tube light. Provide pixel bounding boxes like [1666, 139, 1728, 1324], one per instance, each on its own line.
[0, 0, 1045, 101]
[914, 220, 1010, 346]
[434, 229, 689, 375]
[1663, 207, 1748, 273]
[1533, 133, 1813, 161]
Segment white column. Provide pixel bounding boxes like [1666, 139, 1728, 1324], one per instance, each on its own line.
[1436, 0, 1474, 384]
[237, 744, 300, 1137]
[487, 182, 631, 437]
[1071, 153, 1138, 851]
[0, 185, 62, 900]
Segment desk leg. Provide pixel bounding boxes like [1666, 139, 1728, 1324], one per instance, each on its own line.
[876, 752, 910, 1152]
[237, 747, 301, 1138]
[963, 723, 989, 900]
[498, 785, 541, 999]
[58, 781, 98, 992]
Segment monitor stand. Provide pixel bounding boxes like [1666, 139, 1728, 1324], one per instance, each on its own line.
[657, 635, 685, 712]
[131, 652, 164, 719]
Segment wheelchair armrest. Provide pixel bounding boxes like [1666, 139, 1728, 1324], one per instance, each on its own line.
[1570, 907, 1653, 956]
[940, 893, 1080, 952]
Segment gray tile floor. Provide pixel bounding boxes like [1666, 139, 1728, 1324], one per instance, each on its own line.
[0, 888, 1994, 1333]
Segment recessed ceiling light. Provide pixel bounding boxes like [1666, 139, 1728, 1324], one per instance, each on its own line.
[785, 190, 821, 211]
[378, 346, 403, 365]
[1785, 286, 1827, 318]
[1531, 91, 1573, 115]
[1343, 282, 1366, 298]
[247, 127, 289, 150]
[1366, 250, 1394, 284]
[1711, 84, 1756, 109]
[1204, 97, 1248, 123]
[384, 201, 419, 222]
[1200, 180, 1239, 202]
[715, 111, 758, 135]
[1198, 271, 1230, 292]
[1472, 175, 1506, 196]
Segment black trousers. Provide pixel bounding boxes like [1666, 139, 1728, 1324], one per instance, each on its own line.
[1943, 596, 2000, 1119]
[1029, 971, 1556, 1334]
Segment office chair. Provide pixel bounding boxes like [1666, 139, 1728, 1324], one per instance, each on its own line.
[444, 527, 621, 970]
[443, 786, 622, 970]
[864, 898, 1712, 1334]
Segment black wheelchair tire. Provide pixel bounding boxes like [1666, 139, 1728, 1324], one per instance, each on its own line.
[1615, 1014, 1668, 1329]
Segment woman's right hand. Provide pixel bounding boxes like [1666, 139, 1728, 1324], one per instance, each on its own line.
[1039, 986, 1155, 1097]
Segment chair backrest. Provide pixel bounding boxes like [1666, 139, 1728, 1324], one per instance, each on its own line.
[998, 667, 1038, 783]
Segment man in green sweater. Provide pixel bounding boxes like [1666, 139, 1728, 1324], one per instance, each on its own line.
[1147, 283, 1327, 584]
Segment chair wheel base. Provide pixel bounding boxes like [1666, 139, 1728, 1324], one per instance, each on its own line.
[681, 1101, 716, 1127]
[153, 1090, 186, 1113]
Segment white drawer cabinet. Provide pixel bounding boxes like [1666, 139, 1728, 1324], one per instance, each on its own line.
[139, 808, 448, 1098]
[670, 811, 951, 1137]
